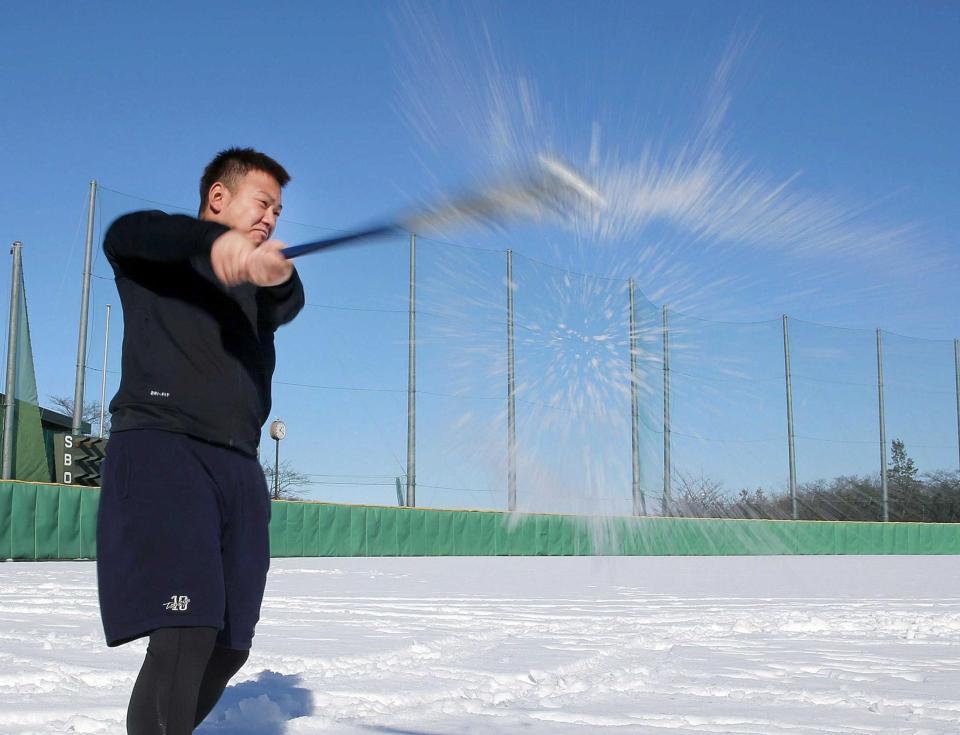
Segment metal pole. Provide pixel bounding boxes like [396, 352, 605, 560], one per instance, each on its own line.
[955, 338, 960, 472]
[783, 315, 798, 519]
[662, 305, 672, 515]
[629, 280, 645, 515]
[406, 233, 416, 508]
[877, 328, 888, 522]
[507, 250, 517, 511]
[274, 438, 280, 497]
[98, 305, 111, 438]
[2, 242, 23, 480]
[73, 180, 97, 434]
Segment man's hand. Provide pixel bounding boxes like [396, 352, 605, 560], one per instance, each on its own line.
[211, 231, 256, 286]
[245, 239, 294, 287]
[211, 232, 293, 287]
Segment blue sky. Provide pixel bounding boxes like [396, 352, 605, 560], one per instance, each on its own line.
[2, 2, 958, 511]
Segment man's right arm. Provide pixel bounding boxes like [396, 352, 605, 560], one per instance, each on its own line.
[104, 210, 230, 267]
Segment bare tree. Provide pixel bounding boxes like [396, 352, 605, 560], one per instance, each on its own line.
[261, 459, 311, 500]
[47, 394, 109, 434]
[672, 470, 728, 518]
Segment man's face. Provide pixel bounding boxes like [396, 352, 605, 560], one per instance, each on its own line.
[207, 169, 283, 244]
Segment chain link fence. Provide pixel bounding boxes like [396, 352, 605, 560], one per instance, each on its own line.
[83, 187, 960, 520]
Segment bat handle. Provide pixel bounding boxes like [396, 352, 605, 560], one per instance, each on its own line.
[282, 224, 400, 259]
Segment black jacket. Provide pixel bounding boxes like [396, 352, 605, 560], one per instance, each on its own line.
[104, 210, 305, 457]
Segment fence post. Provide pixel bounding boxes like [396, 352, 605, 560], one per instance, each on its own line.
[629, 280, 645, 515]
[662, 305, 671, 515]
[73, 180, 97, 434]
[98, 304, 111, 438]
[782, 315, 798, 519]
[405, 233, 416, 508]
[506, 250, 517, 511]
[955, 338, 960, 472]
[876, 328, 888, 522]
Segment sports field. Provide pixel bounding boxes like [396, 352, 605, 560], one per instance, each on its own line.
[1, 555, 957, 734]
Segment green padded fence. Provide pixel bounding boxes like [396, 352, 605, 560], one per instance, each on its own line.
[1, 481, 100, 560]
[2, 481, 959, 560]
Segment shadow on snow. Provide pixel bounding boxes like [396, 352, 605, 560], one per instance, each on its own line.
[196, 670, 313, 734]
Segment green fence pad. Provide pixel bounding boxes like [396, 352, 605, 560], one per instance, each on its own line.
[345, 505, 361, 555]
[617, 517, 641, 556]
[436, 511, 455, 556]
[494, 514, 519, 556]
[3, 482, 960, 561]
[478, 511, 496, 555]
[795, 521, 833, 555]
[422, 509, 440, 557]
[929, 524, 960, 554]
[302, 503, 320, 557]
[573, 516, 593, 556]
[407, 509, 428, 556]
[57, 485, 82, 559]
[546, 514, 568, 555]
[880, 522, 903, 554]
[317, 504, 337, 556]
[78, 488, 98, 558]
[35, 486, 60, 559]
[394, 508, 409, 555]
[451, 511, 467, 555]
[288, 502, 306, 558]
[375, 507, 400, 556]
[0, 484, 13, 559]
[395, 506, 411, 556]
[841, 523, 875, 554]
[908, 523, 937, 554]
[11, 483, 37, 559]
[268, 502, 287, 557]
[335, 504, 355, 556]
[453, 511, 483, 556]
[364, 507, 383, 557]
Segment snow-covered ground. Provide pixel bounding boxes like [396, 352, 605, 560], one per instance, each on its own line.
[1, 555, 959, 734]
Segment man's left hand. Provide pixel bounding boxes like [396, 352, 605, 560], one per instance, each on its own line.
[244, 240, 293, 287]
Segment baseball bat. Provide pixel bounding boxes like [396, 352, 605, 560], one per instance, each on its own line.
[282, 157, 604, 260]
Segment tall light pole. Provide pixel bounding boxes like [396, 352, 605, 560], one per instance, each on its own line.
[269, 418, 286, 498]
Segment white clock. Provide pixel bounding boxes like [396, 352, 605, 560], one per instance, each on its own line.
[269, 419, 286, 441]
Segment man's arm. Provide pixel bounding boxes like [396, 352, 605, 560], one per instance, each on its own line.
[258, 269, 305, 329]
[104, 210, 229, 266]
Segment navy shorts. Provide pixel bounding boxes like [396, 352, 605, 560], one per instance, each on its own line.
[96, 429, 271, 650]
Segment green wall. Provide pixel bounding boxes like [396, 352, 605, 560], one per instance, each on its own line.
[2, 481, 959, 561]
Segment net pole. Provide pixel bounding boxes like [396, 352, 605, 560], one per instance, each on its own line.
[629, 280, 644, 515]
[876, 328, 888, 522]
[73, 180, 97, 434]
[406, 233, 416, 508]
[506, 250, 517, 511]
[955, 338, 960, 472]
[782, 315, 798, 519]
[98, 305, 111, 438]
[662, 305, 672, 516]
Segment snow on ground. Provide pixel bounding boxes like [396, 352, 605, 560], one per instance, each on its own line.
[1, 555, 959, 734]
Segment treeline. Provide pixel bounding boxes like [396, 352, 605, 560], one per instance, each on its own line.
[669, 439, 960, 523]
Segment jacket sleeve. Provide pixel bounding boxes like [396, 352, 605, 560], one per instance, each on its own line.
[103, 210, 230, 269]
[258, 269, 305, 330]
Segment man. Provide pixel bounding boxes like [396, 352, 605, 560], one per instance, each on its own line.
[96, 148, 305, 734]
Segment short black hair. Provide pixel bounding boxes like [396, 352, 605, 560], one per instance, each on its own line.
[199, 147, 291, 214]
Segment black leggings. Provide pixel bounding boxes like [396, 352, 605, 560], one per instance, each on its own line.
[127, 627, 249, 735]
